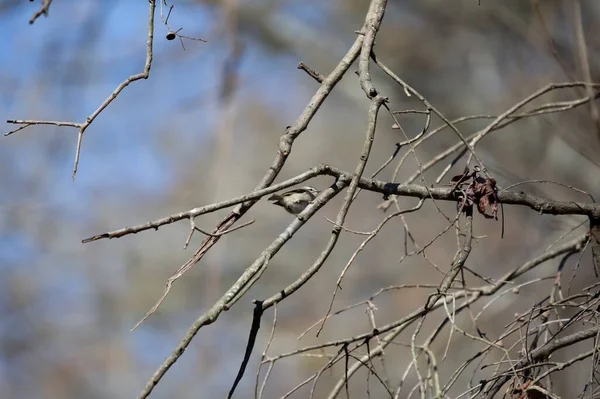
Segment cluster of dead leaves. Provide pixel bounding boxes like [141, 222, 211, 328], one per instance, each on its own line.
[450, 166, 499, 220]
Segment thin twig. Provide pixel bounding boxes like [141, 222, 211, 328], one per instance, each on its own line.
[29, 0, 53, 24]
[10, 0, 157, 178]
[298, 62, 324, 83]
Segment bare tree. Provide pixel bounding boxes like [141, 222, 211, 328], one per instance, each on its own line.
[4, 1, 600, 398]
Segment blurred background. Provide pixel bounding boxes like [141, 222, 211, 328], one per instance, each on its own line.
[1, 0, 600, 398]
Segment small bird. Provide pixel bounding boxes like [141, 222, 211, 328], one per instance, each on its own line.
[268, 186, 320, 215]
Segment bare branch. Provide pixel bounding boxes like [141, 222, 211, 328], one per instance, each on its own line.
[298, 62, 324, 83]
[29, 0, 53, 24]
[8, 0, 156, 178]
[484, 325, 600, 398]
[136, 180, 348, 399]
[82, 166, 327, 243]
[83, 164, 600, 244]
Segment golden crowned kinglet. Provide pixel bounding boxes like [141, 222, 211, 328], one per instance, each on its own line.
[268, 186, 320, 215]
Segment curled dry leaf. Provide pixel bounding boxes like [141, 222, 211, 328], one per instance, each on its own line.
[452, 167, 498, 220]
[472, 175, 498, 219]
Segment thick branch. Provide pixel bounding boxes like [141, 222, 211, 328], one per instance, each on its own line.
[140, 23, 369, 320]
[358, 0, 387, 98]
[84, 167, 600, 243]
[82, 166, 328, 242]
[136, 180, 348, 399]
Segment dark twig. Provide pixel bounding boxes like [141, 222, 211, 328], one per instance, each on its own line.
[227, 301, 264, 399]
